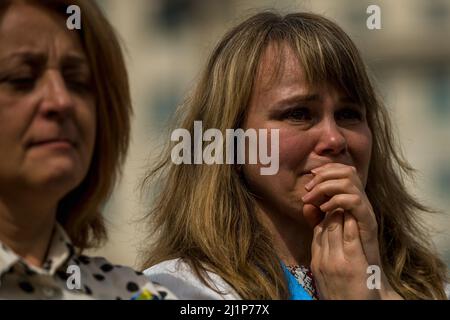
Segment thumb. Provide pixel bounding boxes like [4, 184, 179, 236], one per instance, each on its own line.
[302, 203, 325, 229]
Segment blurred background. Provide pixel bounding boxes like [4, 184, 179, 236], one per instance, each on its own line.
[88, 0, 450, 270]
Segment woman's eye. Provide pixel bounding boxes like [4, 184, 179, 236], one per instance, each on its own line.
[67, 79, 92, 94]
[284, 107, 312, 121]
[335, 108, 363, 122]
[7, 77, 35, 91]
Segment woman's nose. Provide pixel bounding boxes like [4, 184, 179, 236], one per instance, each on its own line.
[313, 119, 347, 156]
[39, 71, 75, 120]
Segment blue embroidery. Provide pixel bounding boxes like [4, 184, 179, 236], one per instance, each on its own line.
[281, 263, 313, 300]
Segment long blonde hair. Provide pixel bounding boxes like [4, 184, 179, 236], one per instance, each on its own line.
[140, 12, 448, 299]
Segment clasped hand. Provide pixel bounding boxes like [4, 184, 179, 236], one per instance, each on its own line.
[302, 163, 402, 300]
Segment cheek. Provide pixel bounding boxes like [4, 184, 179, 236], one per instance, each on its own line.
[79, 99, 97, 155]
[278, 128, 313, 171]
[347, 127, 372, 183]
[243, 128, 313, 195]
[0, 99, 32, 159]
[87, 105, 97, 150]
[0, 117, 18, 164]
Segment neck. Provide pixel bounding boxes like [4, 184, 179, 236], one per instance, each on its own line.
[257, 202, 313, 267]
[0, 195, 57, 268]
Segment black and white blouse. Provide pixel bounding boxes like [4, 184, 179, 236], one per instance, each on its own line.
[0, 224, 176, 300]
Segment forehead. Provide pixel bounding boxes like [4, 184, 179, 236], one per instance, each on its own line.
[254, 43, 306, 93]
[251, 42, 315, 102]
[252, 42, 354, 101]
[0, 3, 85, 59]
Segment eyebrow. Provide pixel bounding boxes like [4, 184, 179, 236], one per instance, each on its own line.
[273, 93, 361, 109]
[0, 51, 89, 69]
[272, 94, 320, 109]
[0, 52, 42, 66]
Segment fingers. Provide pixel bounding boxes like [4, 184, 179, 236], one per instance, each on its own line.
[325, 210, 344, 260]
[310, 211, 381, 299]
[311, 219, 327, 298]
[342, 212, 365, 258]
[319, 194, 379, 265]
[303, 162, 381, 273]
[311, 220, 322, 266]
[307, 163, 363, 191]
[320, 193, 377, 236]
[311, 210, 344, 271]
[302, 172, 377, 237]
[302, 178, 359, 207]
[302, 203, 325, 228]
[320, 194, 361, 218]
[320, 218, 329, 260]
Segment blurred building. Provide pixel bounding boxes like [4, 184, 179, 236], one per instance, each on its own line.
[89, 0, 450, 269]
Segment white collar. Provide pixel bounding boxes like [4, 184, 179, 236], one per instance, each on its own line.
[0, 223, 75, 277]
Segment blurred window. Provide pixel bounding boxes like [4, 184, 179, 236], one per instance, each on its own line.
[428, 65, 450, 120]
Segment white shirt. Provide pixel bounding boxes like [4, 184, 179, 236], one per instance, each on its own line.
[445, 283, 450, 300]
[145, 259, 450, 300]
[144, 258, 241, 300]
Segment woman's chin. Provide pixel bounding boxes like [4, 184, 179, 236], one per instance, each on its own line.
[26, 159, 86, 192]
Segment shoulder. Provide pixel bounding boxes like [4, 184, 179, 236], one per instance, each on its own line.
[144, 258, 241, 300]
[445, 282, 450, 300]
[72, 255, 176, 300]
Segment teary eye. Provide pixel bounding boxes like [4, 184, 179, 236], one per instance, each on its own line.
[335, 107, 363, 122]
[284, 107, 312, 121]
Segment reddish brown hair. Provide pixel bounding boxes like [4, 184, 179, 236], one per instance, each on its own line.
[0, 0, 132, 250]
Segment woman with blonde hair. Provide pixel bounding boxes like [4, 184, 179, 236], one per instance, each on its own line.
[0, 0, 174, 299]
[142, 11, 448, 299]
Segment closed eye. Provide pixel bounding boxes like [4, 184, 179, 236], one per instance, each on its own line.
[66, 79, 92, 94]
[7, 77, 36, 91]
[63, 70, 93, 94]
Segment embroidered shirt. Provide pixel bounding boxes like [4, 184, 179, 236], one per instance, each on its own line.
[286, 265, 319, 300]
[145, 258, 322, 300]
[0, 224, 176, 300]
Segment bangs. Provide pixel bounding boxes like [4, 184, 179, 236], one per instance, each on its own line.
[263, 13, 371, 106]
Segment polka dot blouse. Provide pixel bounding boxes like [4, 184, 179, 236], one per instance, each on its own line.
[0, 224, 176, 300]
